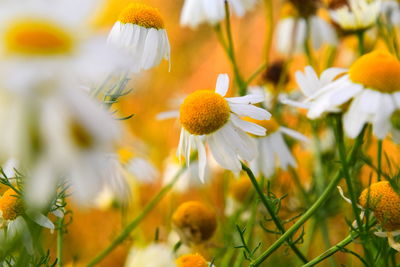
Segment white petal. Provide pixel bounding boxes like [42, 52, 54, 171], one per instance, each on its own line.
[195, 137, 207, 183]
[215, 74, 230, 96]
[229, 103, 271, 120]
[230, 114, 266, 136]
[280, 127, 309, 143]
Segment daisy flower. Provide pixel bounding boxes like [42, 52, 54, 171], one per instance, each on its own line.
[339, 181, 400, 251]
[107, 3, 170, 73]
[180, 0, 258, 29]
[0, 0, 125, 92]
[177, 74, 271, 182]
[0, 188, 56, 254]
[329, 0, 381, 31]
[172, 201, 217, 245]
[276, 2, 337, 54]
[246, 118, 309, 178]
[293, 50, 400, 141]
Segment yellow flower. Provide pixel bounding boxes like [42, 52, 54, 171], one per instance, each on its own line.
[359, 181, 400, 231]
[118, 3, 164, 29]
[0, 189, 24, 221]
[172, 201, 217, 244]
[176, 253, 208, 267]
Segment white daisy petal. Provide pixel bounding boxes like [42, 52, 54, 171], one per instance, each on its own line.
[215, 74, 230, 96]
[229, 103, 272, 120]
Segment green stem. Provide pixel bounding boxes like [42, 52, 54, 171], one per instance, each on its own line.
[377, 140, 382, 181]
[331, 116, 373, 264]
[302, 232, 359, 267]
[86, 167, 185, 267]
[246, 62, 268, 85]
[222, 1, 247, 96]
[356, 31, 365, 55]
[57, 216, 64, 267]
[242, 163, 308, 263]
[250, 130, 365, 266]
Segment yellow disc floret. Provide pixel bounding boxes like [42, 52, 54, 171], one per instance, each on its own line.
[180, 90, 230, 135]
[4, 20, 73, 56]
[172, 201, 217, 244]
[118, 3, 164, 29]
[0, 189, 24, 221]
[176, 253, 208, 267]
[349, 50, 400, 93]
[244, 117, 279, 136]
[359, 181, 400, 231]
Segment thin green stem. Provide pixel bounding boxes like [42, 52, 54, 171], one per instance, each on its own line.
[331, 116, 373, 264]
[246, 62, 268, 85]
[250, 130, 365, 266]
[377, 140, 382, 181]
[242, 163, 308, 263]
[302, 232, 359, 267]
[222, 1, 247, 96]
[86, 167, 185, 267]
[57, 216, 64, 267]
[356, 31, 365, 55]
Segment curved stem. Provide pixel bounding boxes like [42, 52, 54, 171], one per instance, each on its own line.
[86, 167, 185, 267]
[377, 140, 382, 181]
[250, 130, 365, 266]
[302, 233, 359, 267]
[242, 163, 308, 263]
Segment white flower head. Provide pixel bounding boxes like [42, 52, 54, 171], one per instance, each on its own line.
[180, 0, 258, 29]
[177, 74, 271, 182]
[107, 3, 170, 73]
[0, 0, 125, 93]
[329, 0, 382, 31]
[289, 51, 400, 141]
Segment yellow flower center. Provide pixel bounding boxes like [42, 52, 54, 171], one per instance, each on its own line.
[118, 147, 134, 164]
[244, 117, 280, 136]
[4, 20, 73, 56]
[180, 90, 230, 135]
[172, 201, 217, 245]
[0, 189, 24, 221]
[118, 3, 164, 29]
[349, 51, 400, 93]
[176, 253, 208, 267]
[359, 181, 400, 231]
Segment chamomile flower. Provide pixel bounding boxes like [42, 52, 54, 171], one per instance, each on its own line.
[329, 0, 381, 31]
[295, 51, 400, 140]
[176, 253, 214, 267]
[353, 181, 400, 251]
[0, 0, 124, 92]
[2, 88, 126, 208]
[180, 0, 258, 29]
[177, 74, 271, 182]
[0, 188, 55, 253]
[246, 118, 309, 178]
[172, 201, 217, 245]
[276, 3, 337, 54]
[107, 3, 170, 73]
